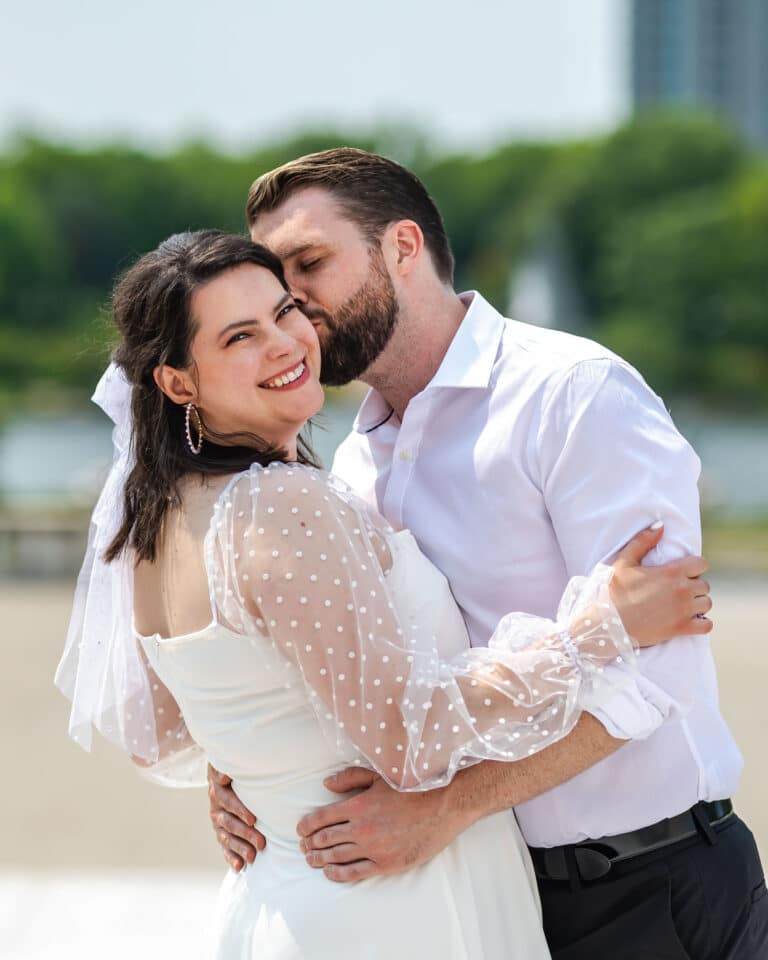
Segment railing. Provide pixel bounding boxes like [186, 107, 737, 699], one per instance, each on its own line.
[0, 513, 89, 578]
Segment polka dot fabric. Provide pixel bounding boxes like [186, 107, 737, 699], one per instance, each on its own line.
[206, 463, 638, 791]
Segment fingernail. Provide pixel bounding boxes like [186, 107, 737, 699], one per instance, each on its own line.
[650, 520, 664, 530]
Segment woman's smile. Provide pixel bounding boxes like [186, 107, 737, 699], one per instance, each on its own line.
[260, 359, 309, 390]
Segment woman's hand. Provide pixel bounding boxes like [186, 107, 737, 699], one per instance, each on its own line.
[609, 524, 712, 647]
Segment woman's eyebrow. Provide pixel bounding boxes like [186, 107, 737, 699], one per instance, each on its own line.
[273, 291, 293, 312]
[219, 318, 259, 339]
[218, 294, 292, 339]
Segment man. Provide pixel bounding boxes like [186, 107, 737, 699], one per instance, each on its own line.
[209, 148, 767, 957]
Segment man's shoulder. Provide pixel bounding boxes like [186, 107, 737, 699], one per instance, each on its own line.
[490, 318, 672, 434]
[499, 317, 625, 380]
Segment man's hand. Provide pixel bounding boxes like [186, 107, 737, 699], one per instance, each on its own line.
[297, 715, 625, 883]
[208, 764, 266, 871]
[297, 767, 472, 883]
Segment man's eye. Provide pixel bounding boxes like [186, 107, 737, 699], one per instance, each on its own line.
[299, 259, 320, 273]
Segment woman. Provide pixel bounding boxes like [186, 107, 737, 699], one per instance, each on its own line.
[56, 230, 712, 959]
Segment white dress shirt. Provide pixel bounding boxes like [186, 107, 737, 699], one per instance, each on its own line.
[332, 291, 743, 848]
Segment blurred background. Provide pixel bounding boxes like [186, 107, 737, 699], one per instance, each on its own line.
[1, 0, 766, 956]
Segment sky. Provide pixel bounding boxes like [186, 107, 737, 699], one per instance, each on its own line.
[2, 0, 631, 152]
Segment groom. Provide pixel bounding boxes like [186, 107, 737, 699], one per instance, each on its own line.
[209, 148, 767, 957]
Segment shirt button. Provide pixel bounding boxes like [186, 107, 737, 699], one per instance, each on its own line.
[399, 449, 411, 461]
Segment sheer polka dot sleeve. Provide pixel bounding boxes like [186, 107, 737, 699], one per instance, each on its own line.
[129, 647, 207, 788]
[208, 463, 638, 791]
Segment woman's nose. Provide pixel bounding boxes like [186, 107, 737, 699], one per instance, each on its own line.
[265, 326, 297, 361]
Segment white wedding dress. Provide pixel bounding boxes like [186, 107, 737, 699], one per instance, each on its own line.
[135, 463, 635, 960]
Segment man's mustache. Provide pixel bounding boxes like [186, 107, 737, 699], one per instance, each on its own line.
[302, 307, 336, 331]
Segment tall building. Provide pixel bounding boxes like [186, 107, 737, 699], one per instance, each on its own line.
[631, 0, 768, 145]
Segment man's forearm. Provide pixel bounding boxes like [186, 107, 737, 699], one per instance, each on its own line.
[448, 714, 624, 823]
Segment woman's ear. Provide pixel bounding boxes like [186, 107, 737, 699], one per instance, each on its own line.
[153, 364, 197, 405]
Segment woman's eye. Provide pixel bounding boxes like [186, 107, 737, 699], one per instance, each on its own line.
[277, 302, 297, 320]
[226, 331, 250, 346]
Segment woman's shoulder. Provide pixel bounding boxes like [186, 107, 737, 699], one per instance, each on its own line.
[210, 461, 387, 546]
[207, 460, 358, 521]
[222, 460, 334, 498]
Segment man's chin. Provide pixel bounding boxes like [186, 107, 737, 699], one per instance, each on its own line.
[319, 359, 367, 388]
[320, 373, 356, 388]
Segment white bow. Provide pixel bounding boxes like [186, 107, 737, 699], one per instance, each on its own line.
[54, 363, 157, 758]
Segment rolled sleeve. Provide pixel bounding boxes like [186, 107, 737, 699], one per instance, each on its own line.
[536, 357, 704, 739]
[583, 666, 679, 741]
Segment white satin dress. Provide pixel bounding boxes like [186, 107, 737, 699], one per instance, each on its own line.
[137, 463, 634, 959]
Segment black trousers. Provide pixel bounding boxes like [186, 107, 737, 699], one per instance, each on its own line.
[537, 815, 768, 959]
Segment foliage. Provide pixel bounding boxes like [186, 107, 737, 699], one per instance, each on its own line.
[1, 112, 766, 413]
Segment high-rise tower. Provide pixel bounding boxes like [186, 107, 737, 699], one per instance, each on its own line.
[631, 0, 768, 145]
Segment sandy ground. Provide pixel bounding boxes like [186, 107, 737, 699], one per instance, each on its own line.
[0, 577, 766, 957]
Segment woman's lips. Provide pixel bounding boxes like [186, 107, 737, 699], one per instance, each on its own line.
[260, 360, 309, 391]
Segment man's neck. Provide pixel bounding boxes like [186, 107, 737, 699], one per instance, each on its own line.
[362, 288, 468, 421]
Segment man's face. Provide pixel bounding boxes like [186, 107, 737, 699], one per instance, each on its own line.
[250, 187, 399, 386]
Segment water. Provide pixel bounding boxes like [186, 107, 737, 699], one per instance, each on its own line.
[676, 415, 768, 517]
[0, 400, 360, 509]
[0, 402, 766, 518]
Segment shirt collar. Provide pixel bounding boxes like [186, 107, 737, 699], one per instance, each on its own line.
[427, 290, 505, 389]
[352, 292, 505, 433]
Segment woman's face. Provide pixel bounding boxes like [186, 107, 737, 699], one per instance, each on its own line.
[185, 264, 324, 456]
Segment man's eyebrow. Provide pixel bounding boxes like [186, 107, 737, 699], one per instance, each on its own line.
[276, 241, 319, 260]
[218, 293, 292, 339]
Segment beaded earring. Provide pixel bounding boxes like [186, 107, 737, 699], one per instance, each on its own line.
[185, 402, 204, 455]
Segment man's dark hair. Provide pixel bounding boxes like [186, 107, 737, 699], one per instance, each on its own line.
[246, 147, 455, 284]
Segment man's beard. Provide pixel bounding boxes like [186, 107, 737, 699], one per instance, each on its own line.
[306, 246, 400, 387]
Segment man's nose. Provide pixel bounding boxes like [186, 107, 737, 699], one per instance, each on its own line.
[288, 281, 308, 306]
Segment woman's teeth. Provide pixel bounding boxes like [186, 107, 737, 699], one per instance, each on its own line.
[264, 362, 305, 389]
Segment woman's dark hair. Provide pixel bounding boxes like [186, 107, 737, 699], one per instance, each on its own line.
[105, 229, 320, 563]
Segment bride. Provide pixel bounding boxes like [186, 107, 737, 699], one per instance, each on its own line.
[56, 230, 713, 959]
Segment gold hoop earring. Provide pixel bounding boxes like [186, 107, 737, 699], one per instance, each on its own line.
[185, 402, 204, 455]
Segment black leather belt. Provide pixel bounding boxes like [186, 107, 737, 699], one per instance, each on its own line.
[529, 799, 734, 883]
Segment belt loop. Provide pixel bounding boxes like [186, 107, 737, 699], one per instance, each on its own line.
[564, 846, 583, 892]
[692, 801, 718, 846]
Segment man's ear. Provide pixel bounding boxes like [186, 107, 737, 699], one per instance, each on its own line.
[153, 364, 197, 406]
[386, 220, 424, 277]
